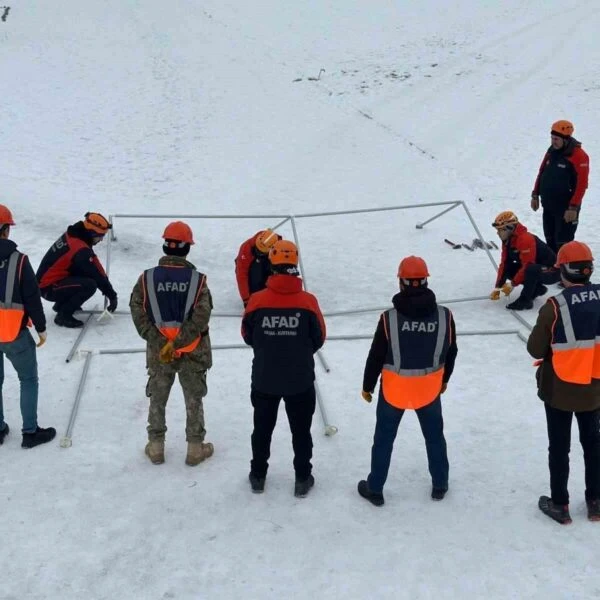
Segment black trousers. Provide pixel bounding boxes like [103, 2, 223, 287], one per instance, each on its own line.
[544, 403, 600, 505]
[250, 385, 316, 480]
[40, 277, 97, 317]
[542, 209, 578, 253]
[505, 263, 559, 302]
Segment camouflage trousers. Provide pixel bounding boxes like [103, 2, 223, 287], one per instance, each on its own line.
[146, 361, 208, 443]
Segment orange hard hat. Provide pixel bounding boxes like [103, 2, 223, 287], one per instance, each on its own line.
[551, 120, 574, 138]
[83, 212, 111, 235]
[555, 241, 594, 267]
[162, 221, 195, 245]
[492, 211, 518, 229]
[0, 204, 15, 226]
[269, 240, 298, 266]
[398, 256, 429, 279]
[255, 229, 279, 254]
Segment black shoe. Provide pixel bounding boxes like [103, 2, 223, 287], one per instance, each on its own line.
[248, 472, 266, 494]
[357, 479, 385, 506]
[587, 499, 600, 522]
[22, 426, 56, 448]
[294, 474, 315, 498]
[0, 423, 9, 445]
[431, 487, 448, 501]
[506, 297, 534, 311]
[53, 303, 83, 313]
[54, 313, 84, 328]
[533, 284, 548, 298]
[538, 495, 572, 524]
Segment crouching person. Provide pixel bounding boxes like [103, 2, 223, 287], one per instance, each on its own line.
[130, 221, 214, 466]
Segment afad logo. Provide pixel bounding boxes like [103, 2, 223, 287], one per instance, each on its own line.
[261, 313, 301, 336]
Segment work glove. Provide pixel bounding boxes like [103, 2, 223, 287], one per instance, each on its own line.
[531, 194, 540, 211]
[501, 282, 513, 296]
[490, 288, 501, 301]
[563, 208, 578, 223]
[36, 331, 47, 348]
[159, 341, 175, 364]
[107, 294, 118, 313]
[361, 390, 373, 403]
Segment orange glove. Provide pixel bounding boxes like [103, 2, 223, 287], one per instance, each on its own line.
[501, 282, 513, 296]
[490, 288, 501, 301]
[361, 390, 373, 403]
[159, 341, 175, 364]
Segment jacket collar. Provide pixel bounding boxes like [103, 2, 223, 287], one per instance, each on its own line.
[266, 274, 303, 294]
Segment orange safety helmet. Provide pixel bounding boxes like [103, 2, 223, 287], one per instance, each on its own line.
[551, 120, 574, 138]
[398, 256, 429, 280]
[0, 204, 15, 226]
[162, 221, 195, 245]
[555, 241, 594, 282]
[269, 240, 299, 266]
[255, 229, 279, 254]
[492, 210, 519, 229]
[83, 212, 111, 235]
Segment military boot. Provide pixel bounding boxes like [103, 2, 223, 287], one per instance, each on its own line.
[185, 441, 214, 466]
[145, 440, 165, 464]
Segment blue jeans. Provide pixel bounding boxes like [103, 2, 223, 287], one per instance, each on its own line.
[367, 389, 449, 493]
[0, 329, 39, 433]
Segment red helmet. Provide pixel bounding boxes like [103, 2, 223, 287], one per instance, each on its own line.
[162, 221, 195, 245]
[398, 256, 429, 279]
[0, 204, 16, 226]
[555, 241, 594, 282]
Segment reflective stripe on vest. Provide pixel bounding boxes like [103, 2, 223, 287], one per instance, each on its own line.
[0, 252, 25, 343]
[145, 268, 202, 355]
[551, 291, 600, 384]
[381, 307, 447, 409]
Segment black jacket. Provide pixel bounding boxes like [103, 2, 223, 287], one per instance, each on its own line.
[0, 239, 46, 333]
[363, 286, 457, 393]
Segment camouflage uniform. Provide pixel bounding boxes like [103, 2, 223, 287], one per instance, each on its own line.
[130, 255, 213, 443]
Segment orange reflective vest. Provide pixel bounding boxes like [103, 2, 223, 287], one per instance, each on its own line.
[142, 266, 205, 356]
[381, 306, 451, 409]
[550, 284, 600, 384]
[0, 252, 25, 343]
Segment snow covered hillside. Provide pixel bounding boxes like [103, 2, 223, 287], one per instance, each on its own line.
[2, 1, 599, 598]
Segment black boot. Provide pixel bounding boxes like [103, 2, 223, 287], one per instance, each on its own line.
[0, 423, 9, 445]
[249, 472, 266, 494]
[294, 474, 315, 498]
[432, 487, 448, 501]
[587, 499, 600, 522]
[533, 284, 548, 298]
[358, 479, 385, 506]
[55, 313, 84, 328]
[22, 426, 56, 448]
[538, 495, 572, 524]
[507, 297, 534, 311]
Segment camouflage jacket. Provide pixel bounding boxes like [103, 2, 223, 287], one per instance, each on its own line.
[130, 255, 213, 371]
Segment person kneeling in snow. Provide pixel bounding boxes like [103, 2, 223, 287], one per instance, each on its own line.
[490, 211, 559, 311]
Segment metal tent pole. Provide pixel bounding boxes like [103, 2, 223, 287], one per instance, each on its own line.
[65, 310, 97, 363]
[415, 202, 461, 229]
[314, 379, 337, 436]
[291, 201, 460, 219]
[59, 351, 93, 448]
[459, 201, 498, 270]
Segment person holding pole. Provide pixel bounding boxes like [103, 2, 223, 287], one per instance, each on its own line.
[0, 204, 55, 449]
[241, 240, 326, 497]
[358, 256, 457, 506]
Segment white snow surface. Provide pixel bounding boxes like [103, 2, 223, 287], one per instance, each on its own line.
[2, 1, 600, 598]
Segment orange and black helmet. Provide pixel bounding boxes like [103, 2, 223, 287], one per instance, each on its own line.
[83, 212, 111, 235]
[492, 211, 518, 230]
[555, 241, 594, 282]
[398, 255, 429, 287]
[551, 120, 574, 139]
[255, 229, 279, 254]
[162, 221, 195, 245]
[269, 240, 299, 275]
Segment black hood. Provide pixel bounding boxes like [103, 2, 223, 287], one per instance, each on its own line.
[0, 238, 18, 260]
[392, 286, 438, 319]
[67, 221, 95, 246]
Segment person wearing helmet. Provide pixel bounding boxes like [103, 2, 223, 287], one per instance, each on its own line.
[36, 212, 118, 328]
[235, 229, 282, 307]
[130, 221, 214, 467]
[527, 241, 600, 524]
[358, 256, 457, 506]
[0, 204, 55, 449]
[242, 240, 326, 497]
[490, 211, 559, 311]
[531, 120, 590, 253]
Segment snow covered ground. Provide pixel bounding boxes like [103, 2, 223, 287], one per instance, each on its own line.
[2, 1, 600, 598]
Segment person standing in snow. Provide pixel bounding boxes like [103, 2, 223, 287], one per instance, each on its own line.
[358, 256, 457, 506]
[0, 204, 55, 449]
[130, 222, 214, 467]
[531, 120, 590, 253]
[489, 211, 559, 311]
[242, 240, 326, 497]
[235, 229, 281, 308]
[527, 241, 600, 524]
[36, 212, 118, 328]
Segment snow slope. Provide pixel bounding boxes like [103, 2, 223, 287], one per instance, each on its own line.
[2, 1, 600, 598]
